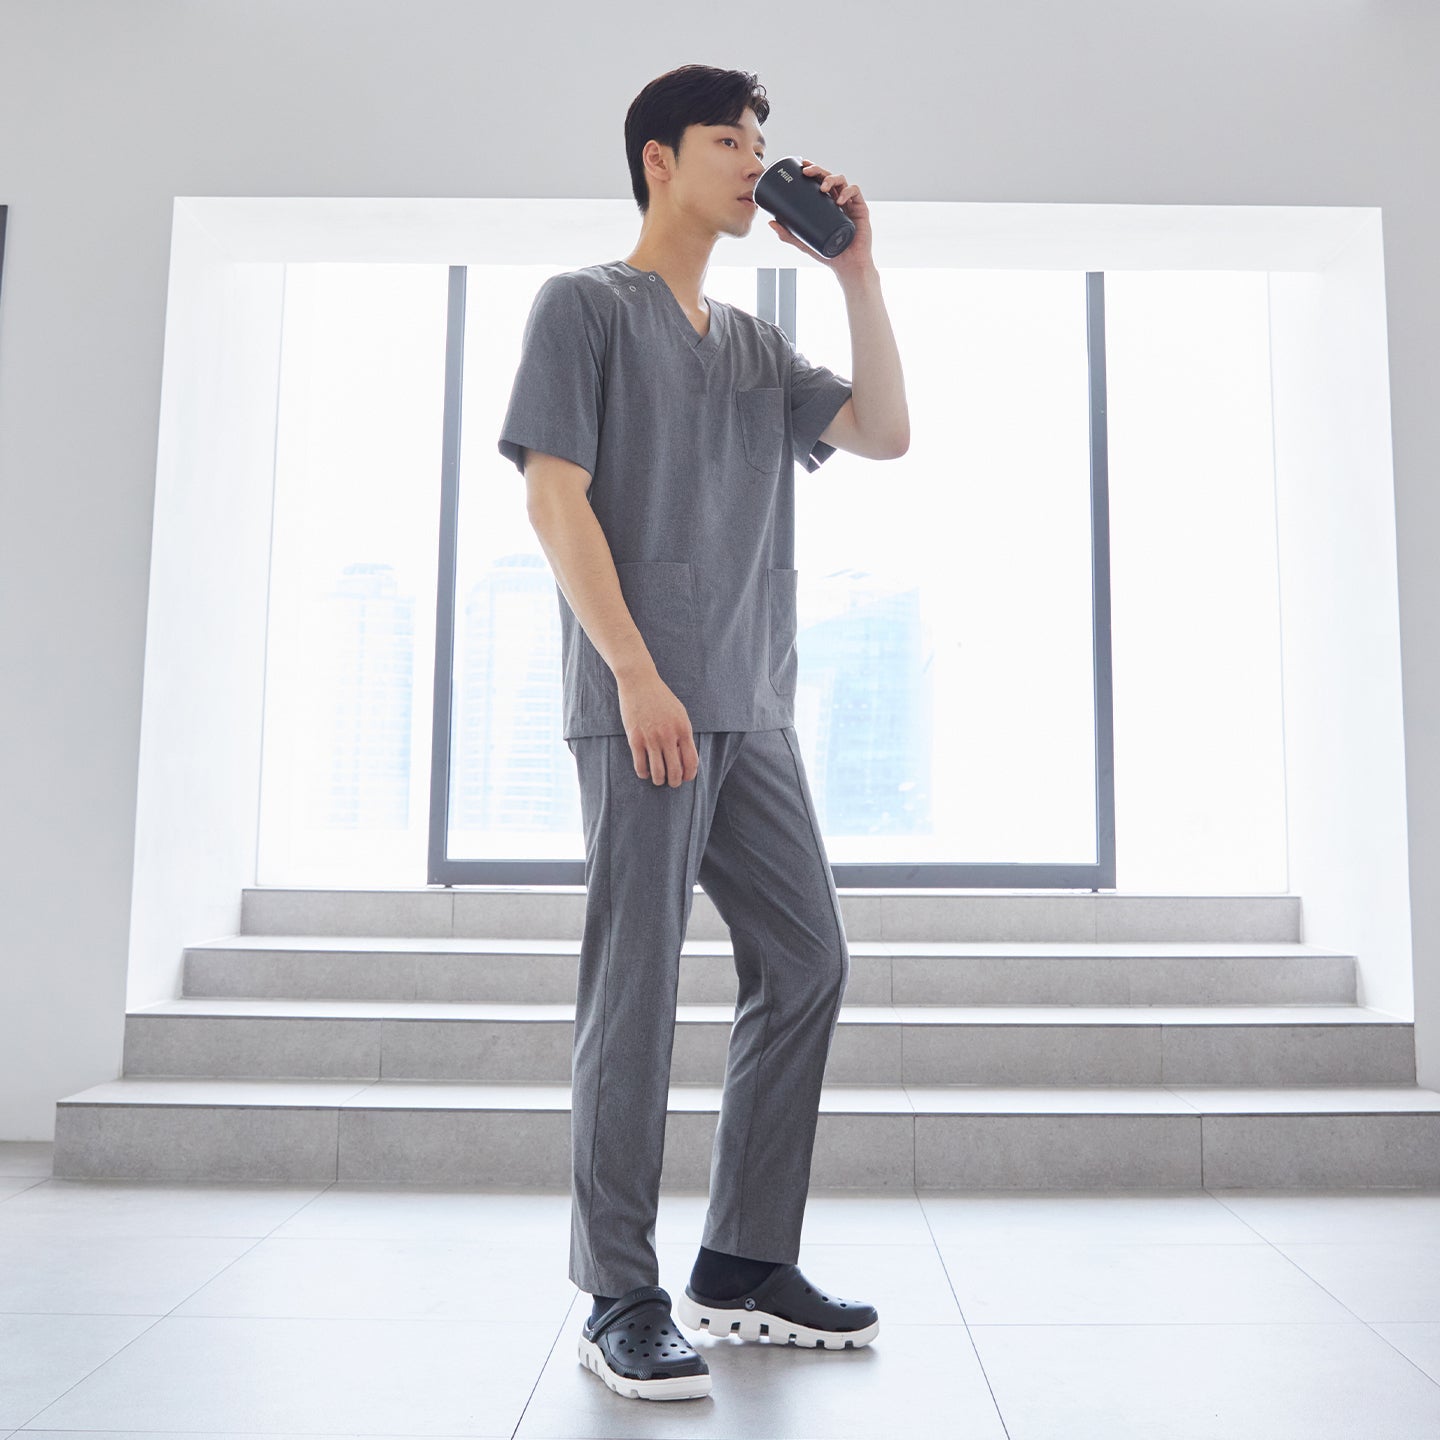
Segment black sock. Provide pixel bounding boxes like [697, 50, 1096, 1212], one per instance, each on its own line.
[589, 1292, 617, 1323]
[690, 1244, 782, 1300]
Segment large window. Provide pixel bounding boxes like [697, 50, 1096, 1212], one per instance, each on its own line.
[256, 261, 1285, 892]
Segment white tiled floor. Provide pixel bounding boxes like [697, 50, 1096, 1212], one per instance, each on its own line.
[2, 1140, 1439, 1437]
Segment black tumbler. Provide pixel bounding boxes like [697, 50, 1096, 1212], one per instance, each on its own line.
[753, 155, 856, 258]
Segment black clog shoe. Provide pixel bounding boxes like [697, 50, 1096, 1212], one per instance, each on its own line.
[577, 1284, 712, 1401]
[676, 1262, 879, 1348]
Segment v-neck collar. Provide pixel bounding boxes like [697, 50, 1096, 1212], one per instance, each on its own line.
[614, 260, 724, 361]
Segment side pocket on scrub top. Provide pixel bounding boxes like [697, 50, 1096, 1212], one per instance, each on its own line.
[768, 566, 798, 698]
[607, 560, 702, 699]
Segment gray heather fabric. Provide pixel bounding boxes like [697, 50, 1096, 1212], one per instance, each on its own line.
[497, 258, 853, 739]
[564, 724, 850, 1295]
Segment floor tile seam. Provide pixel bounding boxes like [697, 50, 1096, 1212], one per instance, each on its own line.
[915, 1188, 1012, 1438]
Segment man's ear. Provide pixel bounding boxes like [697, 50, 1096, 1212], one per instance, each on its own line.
[649, 140, 675, 184]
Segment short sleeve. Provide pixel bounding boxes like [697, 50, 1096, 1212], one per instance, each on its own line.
[496, 274, 606, 479]
[789, 343, 853, 473]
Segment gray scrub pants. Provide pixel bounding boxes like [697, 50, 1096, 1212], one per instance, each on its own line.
[564, 724, 850, 1297]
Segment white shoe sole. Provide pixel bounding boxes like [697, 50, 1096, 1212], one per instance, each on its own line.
[577, 1332, 712, 1401]
[675, 1291, 879, 1348]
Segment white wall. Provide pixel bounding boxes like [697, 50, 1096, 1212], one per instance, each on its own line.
[126, 207, 284, 1012]
[1, 0, 1436, 1137]
[1270, 216, 1414, 1018]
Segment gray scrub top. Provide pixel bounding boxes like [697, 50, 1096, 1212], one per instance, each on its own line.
[497, 258, 853, 739]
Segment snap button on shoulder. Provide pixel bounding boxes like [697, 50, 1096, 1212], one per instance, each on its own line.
[648, 273, 657, 281]
[628, 284, 637, 291]
[744, 1297, 756, 1309]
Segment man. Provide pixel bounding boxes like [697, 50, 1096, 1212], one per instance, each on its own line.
[497, 63, 909, 1402]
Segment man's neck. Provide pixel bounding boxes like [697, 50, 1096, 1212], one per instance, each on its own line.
[623, 229, 717, 314]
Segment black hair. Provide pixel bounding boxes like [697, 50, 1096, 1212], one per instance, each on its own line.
[624, 64, 771, 215]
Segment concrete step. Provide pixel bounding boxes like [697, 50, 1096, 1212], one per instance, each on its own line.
[123, 997, 1414, 1086]
[238, 888, 1304, 943]
[51, 1077, 1440, 1188]
[73, 889, 1417, 1190]
[183, 936, 1357, 1007]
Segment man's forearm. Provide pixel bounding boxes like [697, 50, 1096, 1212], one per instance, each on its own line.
[838, 265, 909, 453]
[528, 495, 657, 686]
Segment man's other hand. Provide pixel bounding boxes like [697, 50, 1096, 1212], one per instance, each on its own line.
[617, 672, 700, 786]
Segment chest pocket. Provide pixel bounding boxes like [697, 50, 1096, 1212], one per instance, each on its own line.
[735, 386, 786, 477]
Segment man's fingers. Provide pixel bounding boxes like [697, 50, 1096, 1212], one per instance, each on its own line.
[633, 738, 656, 781]
[631, 732, 698, 786]
[663, 737, 686, 787]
